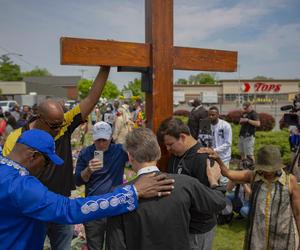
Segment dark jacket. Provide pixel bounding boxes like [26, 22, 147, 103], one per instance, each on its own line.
[188, 105, 208, 139]
[106, 173, 226, 250]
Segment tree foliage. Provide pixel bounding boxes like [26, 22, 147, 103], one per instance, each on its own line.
[0, 55, 23, 81]
[176, 73, 216, 85]
[101, 80, 121, 100]
[22, 67, 51, 77]
[189, 73, 216, 84]
[176, 78, 188, 85]
[77, 79, 93, 100]
[77, 79, 120, 100]
[252, 75, 273, 80]
[122, 78, 144, 99]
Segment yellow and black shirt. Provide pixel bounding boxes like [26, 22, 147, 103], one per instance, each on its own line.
[3, 105, 83, 196]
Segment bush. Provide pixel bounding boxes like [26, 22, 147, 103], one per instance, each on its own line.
[173, 109, 190, 117]
[225, 110, 275, 131]
[225, 110, 243, 124]
[231, 124, 290, 164]
[256, 112, 275, 131]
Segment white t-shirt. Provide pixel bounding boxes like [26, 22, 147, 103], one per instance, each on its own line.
[211, 119, 232, 164]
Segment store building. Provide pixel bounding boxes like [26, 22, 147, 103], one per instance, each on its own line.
[174, 79, 300, 104]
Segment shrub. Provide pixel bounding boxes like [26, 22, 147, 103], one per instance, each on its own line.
[231, 124, 290, 164]
[225, 110, 243, 124]
[257, 112, 275, 131]
[173, 109, 190, 117]
[225, 110, 275, 131]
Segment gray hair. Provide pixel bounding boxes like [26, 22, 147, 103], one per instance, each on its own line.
[123, 128, 161, 163]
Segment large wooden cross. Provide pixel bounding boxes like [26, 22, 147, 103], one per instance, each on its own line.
[60, 0, 237, 170]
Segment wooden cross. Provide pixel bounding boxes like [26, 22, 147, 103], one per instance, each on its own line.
[60, 0, 237, 170]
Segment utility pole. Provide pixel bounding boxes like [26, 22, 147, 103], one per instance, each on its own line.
[79, 69, 87, 79]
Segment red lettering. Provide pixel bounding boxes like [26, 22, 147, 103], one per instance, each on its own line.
[254, 82, 281, 92]
[261, 84, 269, 91]
[274, 84, 281, 92]
[255, 82, 263, 91]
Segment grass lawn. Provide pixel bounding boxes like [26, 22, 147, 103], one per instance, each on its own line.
[213, 218, 247, 250]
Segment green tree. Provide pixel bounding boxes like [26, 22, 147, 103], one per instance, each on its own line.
[176, 78, 188, 84]
[187, 73, 216, 84]
[0, 55, 22, 81]
[77, 79, 92, 100]
[22, 67, 51, 77]
[122, 78, 144, 99]
[77, 79, 121, 100]
[253, 75, 274, 80]
[101, 80, 121, 99]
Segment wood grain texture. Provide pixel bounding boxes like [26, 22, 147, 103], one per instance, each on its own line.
[145, 0, 174, 171]
[60, 37, 150, 67]
[174, 46, 238, 72]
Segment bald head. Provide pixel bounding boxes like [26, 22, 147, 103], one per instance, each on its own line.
[35, 100, 65, 137]
[38, 100, 64, 117]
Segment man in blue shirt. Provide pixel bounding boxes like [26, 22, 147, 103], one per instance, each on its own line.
[0, 129, 174, 250]
[75, 121, 128, 249]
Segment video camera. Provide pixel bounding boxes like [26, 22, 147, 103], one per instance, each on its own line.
[280, 94, 300, 127]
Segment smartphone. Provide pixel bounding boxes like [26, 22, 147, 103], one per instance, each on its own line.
[94, 150, 103, 163]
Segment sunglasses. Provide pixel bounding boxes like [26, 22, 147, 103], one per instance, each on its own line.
[39, 116, 66, 130]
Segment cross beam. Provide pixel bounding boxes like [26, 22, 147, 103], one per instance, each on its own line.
[60, 0, 237, 170]
[61, 37, 237, 72]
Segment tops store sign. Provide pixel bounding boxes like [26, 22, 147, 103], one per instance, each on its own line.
[242, 82, 282, 93]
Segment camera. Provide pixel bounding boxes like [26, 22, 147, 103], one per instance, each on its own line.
[280, 94, 300, 127]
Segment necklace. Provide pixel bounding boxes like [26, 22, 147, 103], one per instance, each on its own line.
[172, 151, 188, 174]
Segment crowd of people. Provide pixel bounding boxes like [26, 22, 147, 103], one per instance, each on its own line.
[0, 66, 299, 250]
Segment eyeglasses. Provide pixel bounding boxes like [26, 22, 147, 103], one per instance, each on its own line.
[39, 116, 66, 130]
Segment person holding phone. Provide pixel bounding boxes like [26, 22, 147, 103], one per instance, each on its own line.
[74, 121, 129, 250]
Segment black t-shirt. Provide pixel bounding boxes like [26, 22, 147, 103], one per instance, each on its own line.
[23, 106, 83, 196]
[167, 143, 217, 234]
[187, 106, 208, 140]
[239, 110, 259, 137]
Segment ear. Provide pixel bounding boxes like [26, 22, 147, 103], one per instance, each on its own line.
[127, 152, 133, 163]
[179, 133, 186, 142]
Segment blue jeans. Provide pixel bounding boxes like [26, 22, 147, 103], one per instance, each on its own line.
[46, 223, 73, 250]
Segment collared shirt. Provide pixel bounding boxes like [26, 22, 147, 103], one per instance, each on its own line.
[137, 166, 159, 176]
[211, 119, 232, 164]
[254, 169, 287, 186]
[0, 155, 138, 250]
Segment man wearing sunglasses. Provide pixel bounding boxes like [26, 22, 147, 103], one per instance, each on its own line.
[2, 66, 112, 250]
[0, 129, 175, 250]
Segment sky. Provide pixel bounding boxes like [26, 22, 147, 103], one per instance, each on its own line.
[1, 0, 300, 88]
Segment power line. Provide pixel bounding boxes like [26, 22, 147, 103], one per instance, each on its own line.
[0, 45, 33, 66]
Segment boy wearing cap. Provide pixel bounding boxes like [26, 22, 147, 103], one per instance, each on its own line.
[238, 102, 260, 163]
[0, 129, 174, 250]
[75, 121, 128, 250]
[199, 145, 300, 250]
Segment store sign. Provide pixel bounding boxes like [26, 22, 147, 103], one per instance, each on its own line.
[242, 82, 281, 92]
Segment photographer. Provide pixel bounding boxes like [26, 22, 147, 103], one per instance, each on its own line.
[280, 94, 300, 181]
[238, 102, 260, 163]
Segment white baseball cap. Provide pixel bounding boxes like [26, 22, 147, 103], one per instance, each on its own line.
[92, 121, 112, 141]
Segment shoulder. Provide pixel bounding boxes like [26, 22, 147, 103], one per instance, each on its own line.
[64, 104, 81, 123]
[220, 119, 231, 128]
[3, 128, 22, 156]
